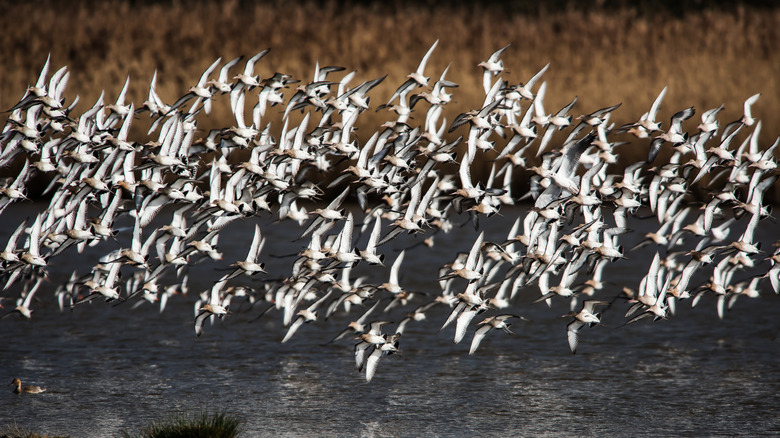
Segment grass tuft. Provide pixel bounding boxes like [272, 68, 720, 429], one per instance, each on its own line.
[0, 423, 70, 438]
[122, 412, 242, 438]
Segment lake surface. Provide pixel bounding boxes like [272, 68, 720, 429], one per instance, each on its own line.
[2, 203, 779, 437]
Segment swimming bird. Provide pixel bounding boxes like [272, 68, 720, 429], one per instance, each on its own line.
[11, 378, 46, 394]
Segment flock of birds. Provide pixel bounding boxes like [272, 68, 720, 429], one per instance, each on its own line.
[1, 41, 778, 382]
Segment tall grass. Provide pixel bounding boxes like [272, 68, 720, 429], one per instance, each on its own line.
[1, 1, 777, 143]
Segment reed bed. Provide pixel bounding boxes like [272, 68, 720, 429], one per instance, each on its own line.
[1, 1, 778, 148]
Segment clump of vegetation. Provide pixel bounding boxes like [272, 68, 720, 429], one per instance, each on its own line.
[0, 423, 69, 438]
[122, 412, 242, 438]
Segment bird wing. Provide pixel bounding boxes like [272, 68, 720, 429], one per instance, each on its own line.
[281, 316, 305, 343]
[115, 75, 131, 107]
[194, 309, 210, 337]
[246, 224, 263, 263]
[525, 62, 550, 92]
[244, 49, 270, 77]
[365, 216, 382, 253]
[648, 86, 668, 123]
[389, 250, 405, 287]
[218, 56, 243, 84]
[465, 231, 485, 271]
[415, 39, 439, 77]
[5, 218, 28, 253]
[454, 307, 478, 344]
[743, 93, 760, 121]
[567, 320, 585, 354]
[469, 323, 493, 355]
[365, 347, 384, 382]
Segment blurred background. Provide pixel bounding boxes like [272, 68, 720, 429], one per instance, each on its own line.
[1, 0, 778, 198]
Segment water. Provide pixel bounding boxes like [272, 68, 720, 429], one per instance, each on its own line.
[2, 203, 779, 437]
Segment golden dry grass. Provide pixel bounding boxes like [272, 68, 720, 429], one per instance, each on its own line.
[0, 1, 778, 181]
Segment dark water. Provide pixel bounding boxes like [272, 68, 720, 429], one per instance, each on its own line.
[2, 203, 779, 437]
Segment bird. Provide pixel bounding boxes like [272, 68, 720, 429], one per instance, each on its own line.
[0, 218, 28, 265]
[479, 44, 510, 94]
[439, 231, 484, 283]
[359, 215, 385, 266]
[469, 314, 522, 355]
[2, 276, 44, 319]
[564, 300, 609, 354]
[11, 378, 46, 394]
[193, 276, 231, 337]
[0, 160, 30, 215]
[354, 320, 393, 371]
[396, 40, 438, 94]
[740, 93, 760, 126]
[195, 303, 228, 337]
[639, 86, 668, 133]
[378, 250, 406, 295]
[71, 261, 123, 305]
[281, 290, 333, 343]
[507, 62, 549, 100]
[230, 49, 271, 111]
[168, 57, 222, 115]
[224, 224, 266, 280]
[364, 333, 400, 382]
